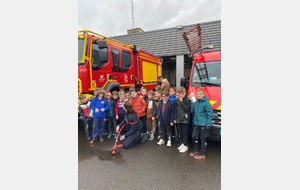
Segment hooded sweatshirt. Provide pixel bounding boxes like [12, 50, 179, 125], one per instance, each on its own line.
[168, 94, 176, 104]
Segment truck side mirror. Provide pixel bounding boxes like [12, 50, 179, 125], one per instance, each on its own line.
[99, 51, 108, 63]
[98, 40, 108, 49]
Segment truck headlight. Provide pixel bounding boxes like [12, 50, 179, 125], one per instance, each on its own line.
[189, 92, 196, 103]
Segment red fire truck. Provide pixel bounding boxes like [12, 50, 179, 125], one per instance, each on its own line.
[78, 30, 162, 97]
[180, 24, 221, 141]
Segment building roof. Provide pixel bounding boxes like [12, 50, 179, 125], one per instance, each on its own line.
[110, 20, 221, 57]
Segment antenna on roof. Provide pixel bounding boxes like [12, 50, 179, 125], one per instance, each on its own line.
[130, 0, 134, 29]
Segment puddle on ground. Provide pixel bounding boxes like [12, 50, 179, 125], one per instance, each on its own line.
[97, 150, 125, 165]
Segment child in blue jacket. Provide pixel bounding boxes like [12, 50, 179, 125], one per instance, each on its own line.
[190, 88, 213, 160]
[106, 91, 116, 138]
[90, 88, 109, 144]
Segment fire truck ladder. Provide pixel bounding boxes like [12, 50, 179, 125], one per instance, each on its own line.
[183, 24, 213, 58]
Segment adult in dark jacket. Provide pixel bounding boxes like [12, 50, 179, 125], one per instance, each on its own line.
[174, 87, 191, 153]
[116, 102, 143, 149]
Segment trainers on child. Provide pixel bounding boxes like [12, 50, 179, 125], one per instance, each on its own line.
[178, 143, 184, 150]
[119, 135, 123, 140]
[179, 145, 188, 153]
[100, 136, 104, 142]
[167, 140, 171, 147]
[189, 151, 199, 157]
[194, 155, 206, 160]
[149, 134, 154, 140]
[90, 138, 96, 144]
[108, 132, 112, 138]
[157, 139, 165, 145]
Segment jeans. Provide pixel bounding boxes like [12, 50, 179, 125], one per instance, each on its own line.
[92, 117, 106, 138]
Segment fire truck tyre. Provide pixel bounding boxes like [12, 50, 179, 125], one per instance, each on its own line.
[104, 82, 120, 92]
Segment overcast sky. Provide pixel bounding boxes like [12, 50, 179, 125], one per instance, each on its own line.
[78, 0, 220, 37]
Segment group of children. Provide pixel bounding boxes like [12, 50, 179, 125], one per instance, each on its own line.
[79, 84, 213, 160]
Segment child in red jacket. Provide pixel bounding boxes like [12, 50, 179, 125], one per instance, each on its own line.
[129, 90, 147, 143]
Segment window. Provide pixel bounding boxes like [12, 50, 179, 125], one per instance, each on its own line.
[121, 51, 132, 69]
[91, 43, 108, 68]
[92, 43, 100, 65]
[78, 38, 89, 63]
[111, 48, 120, 67]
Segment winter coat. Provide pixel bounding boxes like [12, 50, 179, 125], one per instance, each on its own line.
[161, 79, 170, 91]
[155, 99, 174, 125]
[146, 99, 154, 119]
[152, 98, 160, 119]
[192, 96, 214, 127]
[90, 97, 109, 118]
[168, 94, 176, 104]
[129, 96, 147, 118]
[106, 98, 116, 118]
[115, 98, 128, 115]
[174, 96, 191, 124]
[118, 113, 143, 138]
[79, 101, 92, 119]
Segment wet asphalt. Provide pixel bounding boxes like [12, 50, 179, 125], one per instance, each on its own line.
[78, 119, 221, 190]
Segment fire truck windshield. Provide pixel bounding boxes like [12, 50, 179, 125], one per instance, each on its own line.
[191, 61, 221, 87]
[78, 38, 88, 63]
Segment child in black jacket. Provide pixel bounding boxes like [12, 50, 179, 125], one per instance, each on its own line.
[115, 102, 143, 149]
[153, 90, 175, 147]
[174, 86, 191, 153]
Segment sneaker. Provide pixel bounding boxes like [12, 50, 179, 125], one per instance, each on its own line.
[114, 135, 117, 139]
[90, 138, 96, 144]
[144, 134, 147, 139]
[87, 136, 92, 141]
[189, 151, 199, 157]
[100, 136, 104, 142]
[119, 135, 123, 140]
[179, 145, 188, 153]
[140, 134, 146, 144]
[194, 155, 206, 160]
[157, 139, 165, 145]
[167, 140, 171, 147]
[108, 132, 112, 138]
[178, 143, 184, 150]
[149, 134, 154, 140]
[157, 135, 161, 140]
